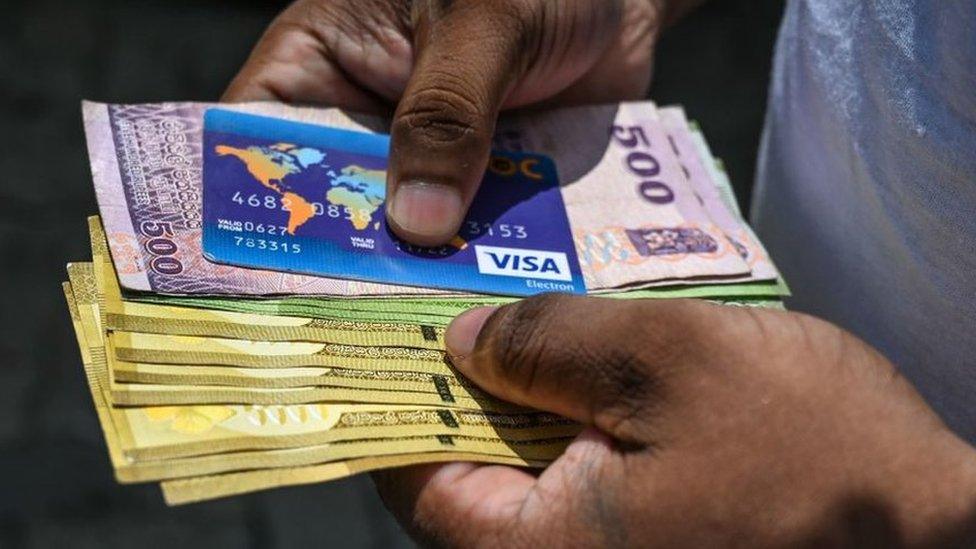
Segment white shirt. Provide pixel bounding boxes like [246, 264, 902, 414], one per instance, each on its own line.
[753, 0, 976, 442]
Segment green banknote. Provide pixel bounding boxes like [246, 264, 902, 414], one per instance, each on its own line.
[91, 215, 787, 331]
[129, 278, 788, 326]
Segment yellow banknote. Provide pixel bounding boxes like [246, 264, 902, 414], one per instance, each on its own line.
[107, 379, 517, 411]
[110, 331, 451, 374]
[64, 279, 575, 464]
[122, 432, 568, 483]
[69, 277, 569, 485]
[111, 359, 491, 401]
[161, 451, 549, 505]
[111, 360, 444, 389]
[104, 337, 509, 412]
[70, 261, 506, 410]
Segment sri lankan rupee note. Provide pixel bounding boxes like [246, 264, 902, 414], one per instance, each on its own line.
[493, 101, 761, 289]
[84, 101, 444, 298]
[70, 260, 511, 410]
[64, 280, 576, 466]
[84, 101, 759, 297]
[658, 106, 778, 281]
[134, 431, 570, 483]
[109, 331, 454, 374]
[161, 451, 551, 505]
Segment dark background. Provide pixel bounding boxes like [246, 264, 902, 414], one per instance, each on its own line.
[0, 1, 784, 546]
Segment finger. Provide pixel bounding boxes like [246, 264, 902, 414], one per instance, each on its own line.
[446, 295, 720, 443]
[385, 0, 540, 246]
[222, 2, 391, 113]
[373, 427, 618, 545]
[544, 3, 658, 106]
[372, 462, 536, 546]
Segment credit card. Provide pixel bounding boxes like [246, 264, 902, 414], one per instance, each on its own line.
[201, 109, 586, 296]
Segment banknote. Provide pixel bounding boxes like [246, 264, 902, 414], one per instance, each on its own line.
[110, 413, 566, 485]
[493, 102, 755, 288]
[128, 273, 789, 326]
[108, 381, 519, 411]
[133, 293, 463, 325]
[111, 360, 459, 390]
[658, 107, 778, 280]
[686, 122, 743, 218]
[683, 122, 790, 293]
[91, 239, 447, 348]
[132, 434, 573, 482]
[87, 218, 446, 348]
[64, 281, 576, 466]
[70, 262, 518, 411]
[90, 216, 786, 338]
[110, 331, 451, 373]
[161, 451, 549, 505]
[132, 434, 565, 484]
[85, 101, 767, 298]
[126, 432, 570, 483]
[107, 283, 445, 349]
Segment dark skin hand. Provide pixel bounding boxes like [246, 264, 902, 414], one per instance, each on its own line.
[375, 296, 976, 547]
[224, 0, 698, 246]
[229, 1, 976, 546]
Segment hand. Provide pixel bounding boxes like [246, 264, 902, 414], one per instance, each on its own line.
[224, 0, 663, 246]
[374, 296, 976, 546]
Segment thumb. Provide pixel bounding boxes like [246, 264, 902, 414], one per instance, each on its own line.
[446, 295, 720, 443]
[385, 0, 538, 246]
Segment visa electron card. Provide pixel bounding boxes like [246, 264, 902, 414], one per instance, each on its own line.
[201, 109, 585, 297]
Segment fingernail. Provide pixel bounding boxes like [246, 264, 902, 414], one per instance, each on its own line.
[388, 181, 463, 242]
[445, 306, 498, 362]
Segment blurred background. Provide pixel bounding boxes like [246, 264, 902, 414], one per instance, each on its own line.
[0, 0, 783, 546]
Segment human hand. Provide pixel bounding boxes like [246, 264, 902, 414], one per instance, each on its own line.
[224, 0, 663, 245]
[374, 296, 976, 546]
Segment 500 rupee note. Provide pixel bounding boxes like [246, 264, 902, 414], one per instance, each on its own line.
[659, 107, 778, 281]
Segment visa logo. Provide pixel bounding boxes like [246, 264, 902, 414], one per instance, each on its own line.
[474, 245, 573, 282]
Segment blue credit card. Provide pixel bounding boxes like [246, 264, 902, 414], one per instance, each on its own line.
[201, 109, 586, 297]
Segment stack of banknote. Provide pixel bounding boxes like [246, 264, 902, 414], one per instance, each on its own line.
[62, 100, 788, 505]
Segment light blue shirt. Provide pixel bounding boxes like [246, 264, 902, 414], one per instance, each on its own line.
[753, 1, 976, 442]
